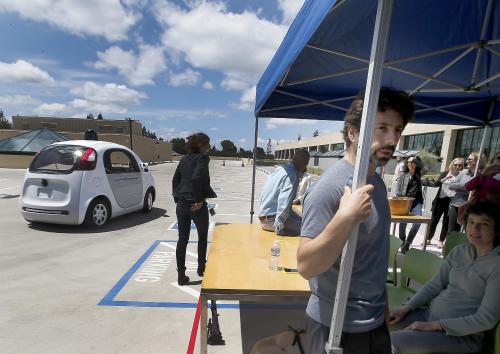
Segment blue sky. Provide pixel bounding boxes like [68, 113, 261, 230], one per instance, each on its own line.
[0, 0, 342, 150]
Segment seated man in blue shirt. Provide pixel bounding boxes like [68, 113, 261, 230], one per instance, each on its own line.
[258, 149, 310, 236]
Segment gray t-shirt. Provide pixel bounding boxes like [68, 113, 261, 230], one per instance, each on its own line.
[301, 159, 390, 333]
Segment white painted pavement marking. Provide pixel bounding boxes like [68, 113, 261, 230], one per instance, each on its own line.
[161, 242, 198, 259]
[0, 185, 22, 191]
[170, 282, 200, 298]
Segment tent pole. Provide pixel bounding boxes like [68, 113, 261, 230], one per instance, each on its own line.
[474, 101, 495, 176]
[325, 0, 393, 353]
[250, 114, 259, 223]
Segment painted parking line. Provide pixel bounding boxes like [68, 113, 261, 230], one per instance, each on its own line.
[168, 221, 215, 231]
[0, 185, 22, 191]
[98, 240, 306, 310]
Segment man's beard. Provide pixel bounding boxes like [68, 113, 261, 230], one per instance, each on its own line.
[370, 144, 396, 167]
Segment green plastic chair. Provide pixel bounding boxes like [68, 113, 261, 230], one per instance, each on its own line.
[387, 235, 403, 286]
[443, 231, 468, 257]
[482, 321, 500, 354]
[387, 248, 443, 309]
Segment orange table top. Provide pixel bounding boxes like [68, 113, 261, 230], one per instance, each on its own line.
[201, 224, 310, 296]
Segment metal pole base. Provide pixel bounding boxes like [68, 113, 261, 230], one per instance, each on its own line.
[325, 345, 343, 354]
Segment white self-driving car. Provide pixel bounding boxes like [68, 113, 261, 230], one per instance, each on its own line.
[20, 140, 156, 228]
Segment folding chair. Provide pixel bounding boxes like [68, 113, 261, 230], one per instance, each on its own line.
[443, 231, 468, 258]
[387, 235, 403, 286]
[387, 249, 443, 309]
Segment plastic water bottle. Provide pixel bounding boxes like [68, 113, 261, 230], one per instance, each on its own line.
[269, 240, 281, 271]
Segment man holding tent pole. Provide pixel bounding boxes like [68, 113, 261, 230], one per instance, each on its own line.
[297, 87, 415, 354]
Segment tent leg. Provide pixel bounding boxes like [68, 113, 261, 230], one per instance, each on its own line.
[325, 0, 393, 353]
[474, 101, 494, 176]
[250, 114, 259, 223]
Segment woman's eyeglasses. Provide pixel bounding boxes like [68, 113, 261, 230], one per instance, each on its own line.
[453, 164, 463, 167]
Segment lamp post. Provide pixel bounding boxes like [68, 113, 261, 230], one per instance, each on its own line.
[126, 118, 133, 151]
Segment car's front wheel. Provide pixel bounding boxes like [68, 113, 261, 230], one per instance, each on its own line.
[84, 198, 110, 228]
[142, 189, 154, 213]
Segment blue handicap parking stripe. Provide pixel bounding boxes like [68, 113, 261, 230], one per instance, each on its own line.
[98, 240, 306, 310]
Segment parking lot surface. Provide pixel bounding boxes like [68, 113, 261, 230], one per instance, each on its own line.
[0, 160, 274, 354]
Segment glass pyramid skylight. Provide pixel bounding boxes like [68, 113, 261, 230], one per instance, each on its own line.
[0, 128, 69, 153]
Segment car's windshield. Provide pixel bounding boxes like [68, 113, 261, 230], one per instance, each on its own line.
[30, 145, 88, 174]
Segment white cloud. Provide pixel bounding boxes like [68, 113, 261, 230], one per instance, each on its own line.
[168, 68, 201, 87]
[0, 60, 54, 84]
[239, 138, 247, 143]
[70, 81, 146, 115]
[132, 108, 228, 122]
[265, 117, 319, 129]
[0, 0, 139, 41]
[155, 1, 288, 90]
[202, 81, 214, 90]
[210, 127, 218, 131]
[33, 103, 67, 116]
[93, 45, 166, 86]
[220, 75, 249, 91]
[0, 95, 40, 107]
[277, 0, 304, 25]
[232, 86, 256, 111]
[156, 127, 176, 139]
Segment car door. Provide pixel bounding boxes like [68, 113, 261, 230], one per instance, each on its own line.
[104, 149, 143, 209]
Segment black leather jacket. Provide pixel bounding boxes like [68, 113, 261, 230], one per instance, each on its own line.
[172, 153, 217, 203]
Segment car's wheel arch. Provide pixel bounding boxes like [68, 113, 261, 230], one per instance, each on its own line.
[81, 195, 112, 223]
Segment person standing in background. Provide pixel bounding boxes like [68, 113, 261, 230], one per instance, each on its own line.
[172, 132, 217, 286]
[447, 151, 485, 234]
[391, 156, 406, 197]
[427, 158, 464, 248]
[399, 156, 424, 254]
[293, 170, 313, 205]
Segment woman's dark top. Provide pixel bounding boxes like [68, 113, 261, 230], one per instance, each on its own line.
[405, 174, 423, 207]
[172, 153, 217, 203]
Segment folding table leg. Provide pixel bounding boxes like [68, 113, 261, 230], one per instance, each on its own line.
[200, 295, 208, 354]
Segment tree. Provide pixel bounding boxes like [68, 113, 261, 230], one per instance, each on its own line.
[255, 147, 266, 159]
[86, 113, 94, 119]
[220, 139, 237, 156]
[313, 129, 319, 137]
[171, 137, 187, 155]
[266, 138, 273, 156]
[297, 133, 302, 141]
[97, 113, 103, 120]
[0, 109, 12, 129]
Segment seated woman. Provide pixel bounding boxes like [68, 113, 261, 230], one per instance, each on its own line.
[389, 200, 500, 354]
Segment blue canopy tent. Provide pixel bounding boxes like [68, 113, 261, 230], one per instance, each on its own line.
[253, 0, 499, 352]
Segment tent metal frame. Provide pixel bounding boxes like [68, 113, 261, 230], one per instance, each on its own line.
[325, 0, 393, 351]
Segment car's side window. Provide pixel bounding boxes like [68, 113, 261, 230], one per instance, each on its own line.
[104, 150, 139, 174]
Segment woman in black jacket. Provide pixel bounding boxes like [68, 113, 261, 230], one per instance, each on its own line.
[399, 156, 424, 254]
[172, 133, 217, 285]
[426, 158, 464, 248]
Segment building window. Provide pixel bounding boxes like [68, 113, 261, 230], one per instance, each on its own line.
[98, 125, 113, 131]
[454, 127, 500, 160]
[309, 146, 317, 152]
[115, 127, 124, 134]
[41, 123, 57, 129]
[319, 144, 329, 153]
[330, 143, 344, 151]
[22, 124, 30, 130]
[403, 131, 444, 156]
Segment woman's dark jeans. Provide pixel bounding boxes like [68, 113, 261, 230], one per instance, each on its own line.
[428, 196, 451, 242]
[175, 201, 209, 271]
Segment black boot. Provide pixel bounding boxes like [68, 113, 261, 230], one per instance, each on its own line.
[177, 268, 190, 286]
[197, 263, 206, 277]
